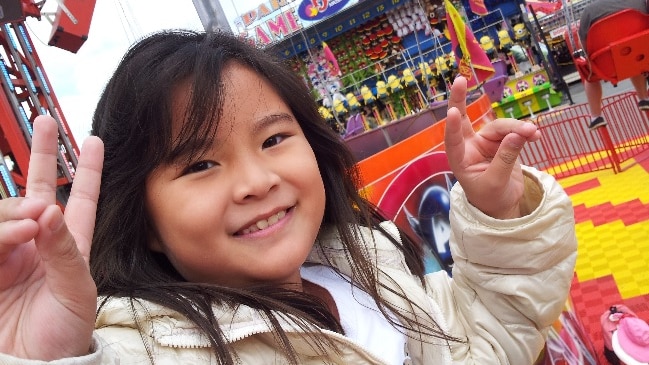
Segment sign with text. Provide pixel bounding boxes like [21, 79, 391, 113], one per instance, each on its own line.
[235, 0, 409, 56]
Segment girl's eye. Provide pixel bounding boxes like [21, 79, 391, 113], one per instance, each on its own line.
[184, 161, 216, 175]
[262, 134, 287, 149]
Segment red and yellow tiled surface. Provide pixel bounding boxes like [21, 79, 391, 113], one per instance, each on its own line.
[558, 149, 649, 363]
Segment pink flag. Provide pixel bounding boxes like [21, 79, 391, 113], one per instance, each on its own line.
[526, 0, 562, 15]
[469, 0, 489, 16]
[445, 0, 495, 89]
[322, 42, 341, 76]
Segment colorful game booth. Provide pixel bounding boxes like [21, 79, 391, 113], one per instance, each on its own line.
[250, 0, 561, 123]
[228, 0, 611, 362]
[491, 67, 563, 119]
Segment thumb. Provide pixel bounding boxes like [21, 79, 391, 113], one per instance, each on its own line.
[36, 205, 96, 301]
[487, 132, 526, 178]
[33, 205, 96, 358]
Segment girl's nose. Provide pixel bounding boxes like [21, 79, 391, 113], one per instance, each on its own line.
[232, 159, 281, 202]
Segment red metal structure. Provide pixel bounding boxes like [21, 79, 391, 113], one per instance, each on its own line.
[585, 10, 649, 86]
[568, 9, 649, 86]
[0, 0, 96, 204]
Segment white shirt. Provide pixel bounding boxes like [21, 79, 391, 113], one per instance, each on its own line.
[301, 265, 409, 365]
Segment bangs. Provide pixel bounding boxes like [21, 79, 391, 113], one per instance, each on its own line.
[163, 67, 227, 165]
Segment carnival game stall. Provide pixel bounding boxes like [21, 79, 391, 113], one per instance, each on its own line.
[239, 0, 465, 128]
[234, 0, 564, 133]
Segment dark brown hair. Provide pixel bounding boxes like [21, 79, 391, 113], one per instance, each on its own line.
[90, 29, 451, 364]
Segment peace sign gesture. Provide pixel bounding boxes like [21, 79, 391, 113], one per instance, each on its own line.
[444, 76, 541, 219]
[0, 115, 103, 360]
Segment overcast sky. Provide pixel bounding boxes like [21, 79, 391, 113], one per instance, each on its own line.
[26, 0, 263, 144]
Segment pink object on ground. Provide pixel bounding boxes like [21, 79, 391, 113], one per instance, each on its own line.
[612, 316, 649, 364]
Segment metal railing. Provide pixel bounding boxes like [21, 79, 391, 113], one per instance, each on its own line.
[520, 91, 649, 179]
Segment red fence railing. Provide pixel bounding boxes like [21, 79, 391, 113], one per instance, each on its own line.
[520, 91, 649, 179]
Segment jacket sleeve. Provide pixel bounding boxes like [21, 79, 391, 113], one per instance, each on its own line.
[0, 335, 119, 365]
[424, 165, 578, 364]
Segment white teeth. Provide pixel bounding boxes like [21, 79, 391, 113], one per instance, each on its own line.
[242, 210, 286, 234]
[267, 212, 280, 225]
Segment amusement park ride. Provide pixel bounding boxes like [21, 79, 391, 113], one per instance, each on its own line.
[0, 0, 95, 204]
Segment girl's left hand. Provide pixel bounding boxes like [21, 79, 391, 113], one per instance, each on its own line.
[444, 76, 541, 219]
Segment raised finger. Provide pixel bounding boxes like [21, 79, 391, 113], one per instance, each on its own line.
[444, 107, 466, 172]
[34, 204, 97, 353]
[64, 136, 104, 259]
[26, 116, 60, 204]
[447, 76, 468, 119]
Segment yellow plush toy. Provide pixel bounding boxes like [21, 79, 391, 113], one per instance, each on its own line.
[332, 98, 348, 117]
[480, 35, 496, 59]
[402, 67, 426, 111]
[346, 92, 361, 112]
[513, 23, 529, 43]
[318, 105, 333, 121]
[419, 62, 434, 81]
[360, 85, 383, 125]
[375, 80, 397, 121]
[360, 85, 376, 105]
[387, 74, 403, 93]
[402, 68, 417, 87]
[498, 29, 513, 52]
[376, 80, 390, 99]
[388, 74, 410, 116]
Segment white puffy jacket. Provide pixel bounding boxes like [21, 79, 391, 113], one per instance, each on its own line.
[0, 166, 577, 365]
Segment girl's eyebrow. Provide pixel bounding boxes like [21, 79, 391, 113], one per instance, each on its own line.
[251, 112, 295, 134]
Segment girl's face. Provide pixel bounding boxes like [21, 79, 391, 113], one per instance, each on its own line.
[145, 63, 326, 288]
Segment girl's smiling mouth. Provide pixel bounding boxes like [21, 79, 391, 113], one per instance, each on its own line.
[238, 208, 290, 235]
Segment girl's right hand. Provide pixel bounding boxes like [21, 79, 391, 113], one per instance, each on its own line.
[444, 76, 541, 219]
[0, 115, 104, 360]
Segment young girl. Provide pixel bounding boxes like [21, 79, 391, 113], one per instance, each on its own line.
[0, 30, 577, 364]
